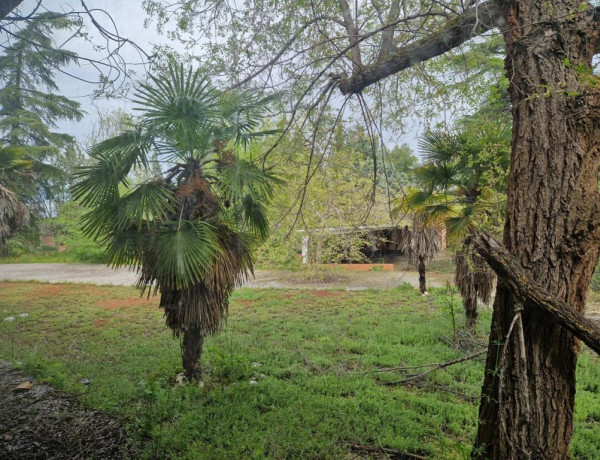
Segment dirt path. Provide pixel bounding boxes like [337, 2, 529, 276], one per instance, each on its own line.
[1, 263, 598, 317]
[0, 263, 454, 290]
[0, 361, 130, 459]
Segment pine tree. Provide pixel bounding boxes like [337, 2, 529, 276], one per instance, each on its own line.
[0, 12, 84, 216]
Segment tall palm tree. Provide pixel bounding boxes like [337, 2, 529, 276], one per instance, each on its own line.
[73, 62, 280, 380]
[400, 121, 510, 324]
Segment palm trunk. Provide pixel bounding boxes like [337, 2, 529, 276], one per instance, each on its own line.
[473, 1, 600, 457]
[182, 326, 204, 380]
[464, 295, 478, 329]
[418, 255, 427, 294]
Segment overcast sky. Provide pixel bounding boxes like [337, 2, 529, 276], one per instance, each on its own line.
[11, 0, 424, 154]
[11, 0, 171, 145]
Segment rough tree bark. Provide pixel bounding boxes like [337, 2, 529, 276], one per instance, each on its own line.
[182, 326, 204, 380]
[471, 1, 600, 457]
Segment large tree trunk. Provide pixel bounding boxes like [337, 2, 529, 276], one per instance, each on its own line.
[417, 255, 427, 294]
[473, 1, 600, 458]
[182, 326, 204, 380]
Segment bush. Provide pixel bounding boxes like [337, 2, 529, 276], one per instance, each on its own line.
[591, 261, 600, 292]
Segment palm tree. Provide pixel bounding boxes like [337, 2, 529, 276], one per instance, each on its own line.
[401, 121, 510, 324]
[405, 216, 441, 295]
[0, 146, 32, 254]
[453, 239, 494, 328]
[73, 62, 280, 380]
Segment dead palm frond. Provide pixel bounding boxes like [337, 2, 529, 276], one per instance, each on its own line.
[0, 184, 30, 247]
[405, 219, 441, 266]
[453, 239, 495, 327]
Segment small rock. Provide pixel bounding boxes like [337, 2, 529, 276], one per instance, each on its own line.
[198, 380, 204, 388]
[4, 317, 15, 322]
[175, 372, 187, 386]
[4, 434, 13, 441]
[259, 374, 266, 379]
[249, 379, 258, 385]
[18, 313, 28, 318]
[78, 378, 91, 386]
[251, 362, 262, 367]
[14, 381, 33, 392]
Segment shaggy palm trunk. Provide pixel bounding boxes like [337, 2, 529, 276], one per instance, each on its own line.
[464, 296, 477, 329]
[473, 1, 600, 458]
[182, 326, 204, 380]
[418, 255, 427, 294]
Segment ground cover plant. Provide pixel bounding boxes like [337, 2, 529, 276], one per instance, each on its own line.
[0, 282, 598, 459]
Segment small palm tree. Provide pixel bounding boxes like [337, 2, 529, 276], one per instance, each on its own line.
[399, 122, 510, 324]
[405, 216, 441, 295]
[73, 62, 280, 380]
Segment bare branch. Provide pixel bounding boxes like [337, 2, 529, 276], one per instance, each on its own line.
[337, 0, 499, 94]
[338, 0, 363, 73]
[378, 0, 401, 59]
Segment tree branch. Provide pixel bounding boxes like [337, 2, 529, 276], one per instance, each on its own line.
[377, 0, 401, 59]
[0, 0, 24, 20]
[338, 0, 363, 73]
[473, 233, 600, 356]
[338, 0, 499, 94]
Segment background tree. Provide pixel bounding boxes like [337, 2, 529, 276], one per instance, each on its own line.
[0, 145, 30, 254]
[0, 11, 84, 217]
[73, 62, 279, 380]
[258, 121, 403, 267]
[407, 114, 510, 326]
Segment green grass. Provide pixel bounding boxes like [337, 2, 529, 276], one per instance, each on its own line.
[0, 252, 91, 263]
[0, 282, 598, 459]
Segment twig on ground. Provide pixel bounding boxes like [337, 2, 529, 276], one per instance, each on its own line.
[374, 348, 487, 384]
[350, 443, 427, 459]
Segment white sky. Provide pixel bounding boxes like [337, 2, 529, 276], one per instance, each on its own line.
[11, 0, 425, 154]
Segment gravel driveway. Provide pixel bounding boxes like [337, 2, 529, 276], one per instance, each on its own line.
[0, 263, 454, 291]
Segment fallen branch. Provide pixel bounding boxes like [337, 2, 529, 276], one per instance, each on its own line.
[350, 444, 427, 460]
[376, 349, 487, 384]
[473, 233, 600, 356]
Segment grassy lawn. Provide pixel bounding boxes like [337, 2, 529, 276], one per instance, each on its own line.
[0, 251, 102, 264]
[0, 282, 598, 459]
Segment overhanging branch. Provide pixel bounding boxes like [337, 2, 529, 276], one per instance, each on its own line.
[338, 0, 499, 94]
[473, 233, 600, 356]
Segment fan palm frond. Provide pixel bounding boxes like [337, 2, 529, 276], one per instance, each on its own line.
[73, 130, 152, 207]
[157, 226, 255, 336]
[139, 219, 221, 291]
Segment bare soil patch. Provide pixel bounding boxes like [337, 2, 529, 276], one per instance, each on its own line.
[32, 285, 66, 297]
[0, 361, 131, 459]
[94, 297, 155, 311]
